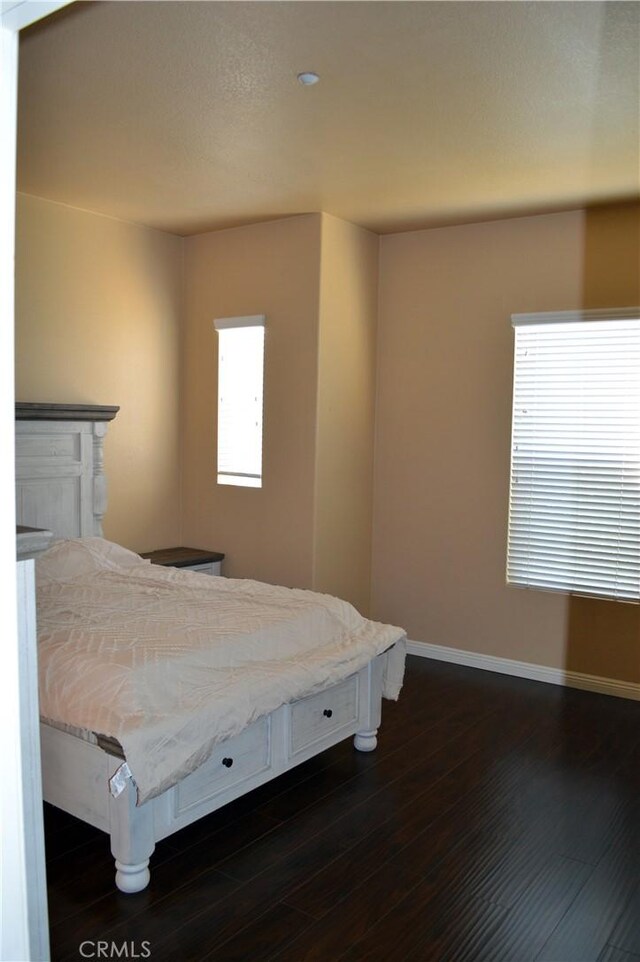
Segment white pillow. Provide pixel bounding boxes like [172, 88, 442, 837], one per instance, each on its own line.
[36, 537, 149, 586]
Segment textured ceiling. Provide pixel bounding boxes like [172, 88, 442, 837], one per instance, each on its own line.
[18, 0, 640, 236]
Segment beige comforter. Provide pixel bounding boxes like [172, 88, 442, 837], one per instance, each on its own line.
[36, 538, 406, 803]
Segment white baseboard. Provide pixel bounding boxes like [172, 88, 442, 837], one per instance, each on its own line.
[407, 640, 640, 702]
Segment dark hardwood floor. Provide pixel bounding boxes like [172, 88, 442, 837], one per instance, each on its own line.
[45, 657, 640, 962]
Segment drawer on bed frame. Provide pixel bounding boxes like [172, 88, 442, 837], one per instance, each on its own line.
[287, 674, 360, 759]
[173, 716, 272, 816]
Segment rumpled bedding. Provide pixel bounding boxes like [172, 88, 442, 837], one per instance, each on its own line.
[36, 538, 406, 803]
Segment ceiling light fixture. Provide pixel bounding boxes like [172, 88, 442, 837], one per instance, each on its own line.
[297, 72, 320, 86]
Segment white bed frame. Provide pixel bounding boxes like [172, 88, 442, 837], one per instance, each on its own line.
[16, 403, 389, 894]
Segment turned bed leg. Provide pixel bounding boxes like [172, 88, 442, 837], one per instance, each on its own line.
[354, 656, 384, 753]
[354, 729, 378, 752]
[109, 774, 155, 894]
[114, 858, 151, 894]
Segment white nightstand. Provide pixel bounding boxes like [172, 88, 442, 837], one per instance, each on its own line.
[140, 546, 225, 576]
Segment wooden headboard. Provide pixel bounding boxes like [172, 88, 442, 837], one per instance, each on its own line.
[15, 403, 119, 542]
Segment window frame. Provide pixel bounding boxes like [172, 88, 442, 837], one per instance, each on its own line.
[213, 314, 266, 489]
[506, 306, 640, 603]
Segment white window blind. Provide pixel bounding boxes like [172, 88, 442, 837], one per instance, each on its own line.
[214, 315, 265, 488]
[507, 309, 640, 602]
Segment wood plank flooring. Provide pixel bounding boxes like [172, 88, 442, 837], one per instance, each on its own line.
[45, 657, 640, 962]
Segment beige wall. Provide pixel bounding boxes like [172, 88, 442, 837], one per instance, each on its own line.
[372, 202, 640, 683]
[16, 191, 639, 684]
[15, 202, 379, 611]
[314, 214, 379, 613]
[181, 215, 322, 587]
[182, 212, 379, 608]
[15, 193, 183, 551]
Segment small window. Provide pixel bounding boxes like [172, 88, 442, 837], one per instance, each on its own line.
[506, 308, 640, 602]
[214, 315, 265, 488]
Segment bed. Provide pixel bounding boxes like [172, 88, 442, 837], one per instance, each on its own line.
[16, 403, 406, 894]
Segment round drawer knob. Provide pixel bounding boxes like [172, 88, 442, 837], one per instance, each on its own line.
[323, 709, 333, 718]
[222, 757, 234, 768]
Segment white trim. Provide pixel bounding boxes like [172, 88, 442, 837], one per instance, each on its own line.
[406, 639, 640, 702]
[213, 314, 266, 331]
[1, 563, 50, 962]
[511, 306, 640, 327]
[1, 0, 72, 30]
[2, 6, 73, 960]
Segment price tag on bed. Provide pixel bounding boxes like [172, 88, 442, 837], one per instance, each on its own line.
[109, 761, 133, 798]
